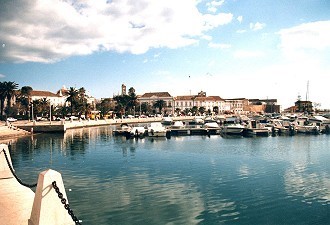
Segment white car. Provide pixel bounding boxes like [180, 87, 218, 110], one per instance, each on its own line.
[7, 117, 17, 122]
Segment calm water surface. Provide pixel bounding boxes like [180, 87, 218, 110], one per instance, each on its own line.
[8, 126, 330, 225]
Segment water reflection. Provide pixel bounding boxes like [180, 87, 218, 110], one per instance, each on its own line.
[5, 126, 330, 225]
[284, 163, 330, 205]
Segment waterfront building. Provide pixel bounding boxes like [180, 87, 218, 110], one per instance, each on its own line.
[295, 100, 313, 113]
[174, 91, 229, 114]
[225, 98, 248, 114]
[31, 90, 66, 106]
[138, 92, 174, 115]
[246, 98, 280, 114]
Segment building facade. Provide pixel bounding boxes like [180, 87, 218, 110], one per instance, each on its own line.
[138, 92, 174, 115]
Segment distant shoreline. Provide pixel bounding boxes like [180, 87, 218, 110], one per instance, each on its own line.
[0, 116, 194, 141]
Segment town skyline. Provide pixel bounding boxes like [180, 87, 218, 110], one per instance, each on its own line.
[0, 0, 329, 109]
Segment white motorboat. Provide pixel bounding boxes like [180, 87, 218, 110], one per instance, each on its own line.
[130, 126, 147, 137]
[113, 123, 132, 136]
[171, 121, 185, 129]
[148, 122, 168, 137]
[162, 117, 173, 125]
[204, 122, 219, 129]
[222, 123, 245, 135]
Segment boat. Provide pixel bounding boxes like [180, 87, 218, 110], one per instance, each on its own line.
[308, 116, 330, 134]
[130, 126, 147, 138]
[192, 116, 204, 125]
[203, 122, 220, 129]
[293, 117, 320, 135]
[243, 120, 270, 137]
[148, 122, 168, 137]
[171, 121, 185, 129]
[113, 123, 132, 136]
[222, 123, 245, 135]
[162, 117, 173, 125]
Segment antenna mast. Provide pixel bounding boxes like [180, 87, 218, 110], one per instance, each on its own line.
[305, 80, 309, 102]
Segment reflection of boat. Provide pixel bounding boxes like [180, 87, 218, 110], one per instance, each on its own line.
[148, 122, 168, 137]
[222, 124, 245, 135]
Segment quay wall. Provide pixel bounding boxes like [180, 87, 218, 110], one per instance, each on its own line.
[14, 116, 195, 133]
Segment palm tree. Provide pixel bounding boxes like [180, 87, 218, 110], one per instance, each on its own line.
[17, 86, 33, 119]
[154, 100, 166, 114]
[127, 87, 137, 115]
[199, 106, 206, 115]
[0, 82, 6, 117]
[0, 81, 18, 118]
[4, 81, 18, 107]
[66, 87, 79, 115]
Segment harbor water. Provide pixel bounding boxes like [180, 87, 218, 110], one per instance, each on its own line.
[8, 126, 330, 225]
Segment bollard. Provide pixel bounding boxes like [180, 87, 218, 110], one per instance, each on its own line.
[28, 169, 75, 225]
[0, 144, 14, 179]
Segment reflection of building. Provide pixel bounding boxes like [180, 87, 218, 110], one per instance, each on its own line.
[138, 92, 174, 114]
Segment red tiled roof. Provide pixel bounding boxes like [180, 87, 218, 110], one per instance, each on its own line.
[175, 96, 195, 100]
[31, 90, 59, 97]
[141, 92, 172, 98]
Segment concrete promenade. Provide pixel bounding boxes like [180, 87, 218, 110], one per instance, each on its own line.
[0, 144, 75, 225]
[8, 116, 194, 134]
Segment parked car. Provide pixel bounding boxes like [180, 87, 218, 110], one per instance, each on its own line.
[7, 117, 17, 122]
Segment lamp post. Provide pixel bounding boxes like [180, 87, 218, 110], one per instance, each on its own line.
[31, 102, 34, 121]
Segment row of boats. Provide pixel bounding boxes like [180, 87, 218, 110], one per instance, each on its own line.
[112, 114, 330, 139]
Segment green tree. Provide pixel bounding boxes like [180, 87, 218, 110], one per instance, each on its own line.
[113, 94, 130, 117]
[198, 106, 206, 115]
[184, 108, 190, 116]
[33, 98, 49, 118]
[16, 86, 33, 119]
[191, 106, 198, 115]
[0, 81, 18, 118]
[154, 100, 166, 113]
[127, 87, 137, 115]
[97, 98, 115, 118]
[175, 108, 181, 115]
[66, 87, 79, 115]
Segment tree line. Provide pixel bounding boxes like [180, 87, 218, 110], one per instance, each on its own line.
[0, 81, 212, 121]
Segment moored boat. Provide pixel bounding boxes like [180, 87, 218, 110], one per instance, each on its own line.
[222, 123, 245, 135]
[148, 122, 168, 137]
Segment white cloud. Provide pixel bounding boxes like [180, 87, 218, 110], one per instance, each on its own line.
[237, 15, 243, 23]
[236, 29, 246, 34]
[0, 0, 233, 63]
[233, 50, 264, 58]
[0, 74, 5, 78]
[208, 42, 231, 49]
[249, 22, 266, 31]
[278, 20, 330, 59]
[206, 0, 225, 13]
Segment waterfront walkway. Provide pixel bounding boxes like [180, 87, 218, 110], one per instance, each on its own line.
[3, 116, 194, 135]
[0, 177, 35, 225]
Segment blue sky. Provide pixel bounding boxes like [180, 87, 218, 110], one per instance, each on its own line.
[0, 0, 329, 109]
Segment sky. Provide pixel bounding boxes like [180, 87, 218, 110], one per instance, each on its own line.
[0, 0, 329, 110]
